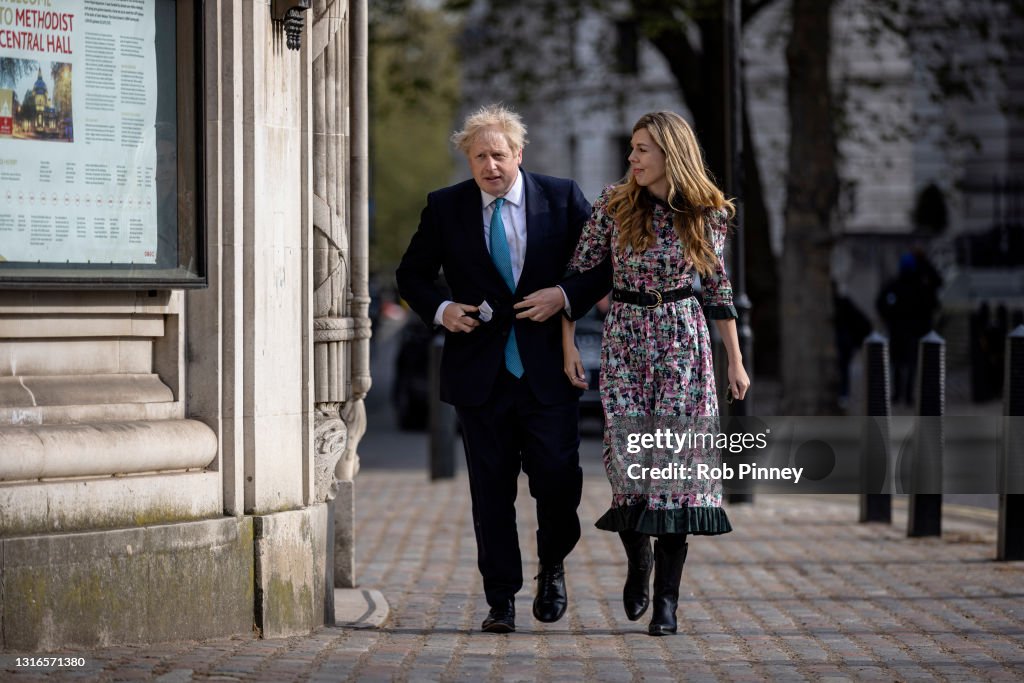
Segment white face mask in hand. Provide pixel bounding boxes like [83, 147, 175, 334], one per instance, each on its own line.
[477, 300, 494, 323]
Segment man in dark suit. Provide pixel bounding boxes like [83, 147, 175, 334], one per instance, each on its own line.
[396, 104, 609, 633]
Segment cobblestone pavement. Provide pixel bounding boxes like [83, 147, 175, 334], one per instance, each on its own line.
[4, 469, 1023, 682]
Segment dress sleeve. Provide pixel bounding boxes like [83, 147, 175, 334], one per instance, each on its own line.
[701, 208, 738, 320]
[566, 186, 616, 275]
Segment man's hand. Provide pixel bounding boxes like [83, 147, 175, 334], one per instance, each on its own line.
[441, 303, 481, 333]
[514, 287, 565, 322]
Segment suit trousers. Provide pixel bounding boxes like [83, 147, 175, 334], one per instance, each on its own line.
[456, 369, 584, 608]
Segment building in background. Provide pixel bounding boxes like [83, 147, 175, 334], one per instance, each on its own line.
[458, 0, 1024, 387]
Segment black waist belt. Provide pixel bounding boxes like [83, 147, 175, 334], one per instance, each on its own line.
[612, 285, 694, 308]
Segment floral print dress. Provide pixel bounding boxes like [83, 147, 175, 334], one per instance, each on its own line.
[568, 187, 736, 536]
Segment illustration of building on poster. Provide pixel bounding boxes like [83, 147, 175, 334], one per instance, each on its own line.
[0, 0, 159, 265]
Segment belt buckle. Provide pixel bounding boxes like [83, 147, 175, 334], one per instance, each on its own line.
[645, 288, 663, 309]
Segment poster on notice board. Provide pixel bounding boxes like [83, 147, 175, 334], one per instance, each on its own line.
[0, 0, 158, 265]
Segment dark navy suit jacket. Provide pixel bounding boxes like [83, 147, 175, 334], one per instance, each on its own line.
[396, 170, 611, 407]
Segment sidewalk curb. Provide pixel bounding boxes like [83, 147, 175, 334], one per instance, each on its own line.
[333, 588, 389, 630]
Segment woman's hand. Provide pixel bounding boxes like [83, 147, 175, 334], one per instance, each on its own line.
[712, 318, 750, 402]
[563, 345, 588, 389]
[728, 362, 750, 401]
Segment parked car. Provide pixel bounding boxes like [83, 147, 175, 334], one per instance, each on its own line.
[391, 299, 609, 430]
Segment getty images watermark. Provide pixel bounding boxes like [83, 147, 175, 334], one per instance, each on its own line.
[622, 427, 806, 483]
[605, 415, 1024, 496]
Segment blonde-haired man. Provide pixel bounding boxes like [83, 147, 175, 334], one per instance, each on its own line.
[397, 104, 610, 633]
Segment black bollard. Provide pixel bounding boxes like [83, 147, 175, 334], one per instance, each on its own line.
[998, 325, 1024, 560]
[861, 332, 892, 522]
[971, 304, 990, 402]
[908, 331, 944, 537]
[429, 335, 457, 480]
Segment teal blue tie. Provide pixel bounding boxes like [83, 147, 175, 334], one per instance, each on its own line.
[489, 198, 524, 378]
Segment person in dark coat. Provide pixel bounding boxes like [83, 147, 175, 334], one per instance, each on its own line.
[834, 282, 872, 407]
[396, 104, 610, 634]
[875, 251, 941, 404]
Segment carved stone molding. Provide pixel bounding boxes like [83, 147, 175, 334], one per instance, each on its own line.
[313, 405, 347, 502]
[313, 316, 357, 343]
[335, 399, 364, 482]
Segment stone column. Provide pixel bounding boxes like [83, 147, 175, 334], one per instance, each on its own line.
[309, 0, 370, 589]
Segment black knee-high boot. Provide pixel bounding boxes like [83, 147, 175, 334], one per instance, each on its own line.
[648, 535, 688, 636]
[619, 530, 653, 620]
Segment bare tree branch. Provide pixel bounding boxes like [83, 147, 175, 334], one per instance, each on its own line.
[631, 0, 706, 107]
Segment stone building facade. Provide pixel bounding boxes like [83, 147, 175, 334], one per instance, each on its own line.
[0, 0, 369, 649]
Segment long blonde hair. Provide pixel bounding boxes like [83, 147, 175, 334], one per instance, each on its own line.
[607, 111, 734, 277]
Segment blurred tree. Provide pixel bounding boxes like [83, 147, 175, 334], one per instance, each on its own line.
[780, 0, 1020, 412]
[369, 0, 462, 278]
[629, 0, 781, 380]
[448, 0, 783, 375]
[452, 0, 778, 376]
[782, 0, 1015, 411]
[782, 0, 839, 413]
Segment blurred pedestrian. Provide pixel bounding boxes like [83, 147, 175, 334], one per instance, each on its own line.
[875, 250, 942, 404]
[833, 282, 872, 408]
[395, 104, 609, 634]
[528, 111, 749, 636]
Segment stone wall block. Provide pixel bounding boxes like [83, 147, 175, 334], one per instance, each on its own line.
[0, 472, 222, 536]
[253, 505, 327, 638]
[1, 517, 253, 650]
[0, 339, 152, 377]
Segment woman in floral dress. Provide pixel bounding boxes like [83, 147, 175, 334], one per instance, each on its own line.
[562, 111, 750, 636]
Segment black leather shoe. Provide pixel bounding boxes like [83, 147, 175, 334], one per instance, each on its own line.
[532, 563, 567, 623]
[648, 537, 687, 636]
[481, 601, 515, 633]
[619, 530, 653, 621]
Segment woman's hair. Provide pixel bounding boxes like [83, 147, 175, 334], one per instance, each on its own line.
[607, 111, 735, 277]
[451, 103, 528, 154]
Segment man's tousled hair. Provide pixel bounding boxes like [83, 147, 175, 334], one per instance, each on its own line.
[451, 103, 528, 154]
